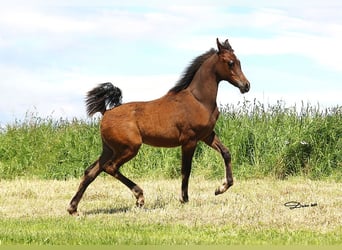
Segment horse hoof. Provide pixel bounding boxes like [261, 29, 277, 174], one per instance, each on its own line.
[136, 198, 145, 207]
[67, 206, 79, 216]
[215, 182, 233, 195]
[215, 187, 221, 195]
[179, 196, 189, 203]
[215, 185, 227, 195]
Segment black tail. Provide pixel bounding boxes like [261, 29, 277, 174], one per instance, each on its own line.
[85, 82, 122, 116]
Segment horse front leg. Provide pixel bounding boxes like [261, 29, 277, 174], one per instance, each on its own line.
[179, 142, 197, 203]
[203, 132, 233, 195]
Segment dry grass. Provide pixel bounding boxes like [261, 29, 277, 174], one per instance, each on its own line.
[0, 176, 341, 234]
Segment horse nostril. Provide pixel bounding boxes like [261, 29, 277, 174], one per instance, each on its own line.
[246, 82, 250, 92]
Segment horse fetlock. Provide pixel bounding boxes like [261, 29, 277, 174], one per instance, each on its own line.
[227, 179, 234, 188]
[132, 185, 143, 197]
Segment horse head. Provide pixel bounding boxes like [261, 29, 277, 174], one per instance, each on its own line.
[215, 38, 250, 93]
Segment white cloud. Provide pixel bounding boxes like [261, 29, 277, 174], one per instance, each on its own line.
[0, 64, 178, 124]
[235, 33, 342, 72]
[168, 6, 342, 72]
[0, 8, 93, 35]
[1, 61, 340, 126]
[1, 1, 341, 125]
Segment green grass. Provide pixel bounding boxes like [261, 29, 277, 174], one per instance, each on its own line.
[0, 177, 341, 245]
[1, 218, 340, 245]
[0, 100, 341, 181]
[0, 101, 341, 246]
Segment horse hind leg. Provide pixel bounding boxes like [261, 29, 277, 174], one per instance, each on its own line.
[67, 160, 103, 215]
[67, 143, 112, 216]
[114, 170, 145, 207]
[103, 145, 145, 207]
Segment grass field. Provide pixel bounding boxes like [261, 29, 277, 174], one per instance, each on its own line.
[0, 176, 341, 245]
[1, 101, 341, 181]
[0, 102, 341, 245]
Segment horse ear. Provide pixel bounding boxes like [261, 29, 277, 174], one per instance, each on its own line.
[217, 38, 233, 52]
[216, 38, 224, 52]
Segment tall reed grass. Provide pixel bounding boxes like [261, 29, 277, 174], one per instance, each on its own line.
[0, 101, 341, 180]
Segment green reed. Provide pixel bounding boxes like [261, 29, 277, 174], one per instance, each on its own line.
[0, 101, 341, 180]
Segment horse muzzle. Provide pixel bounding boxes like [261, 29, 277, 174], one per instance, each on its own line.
[239, 81, 250, 94]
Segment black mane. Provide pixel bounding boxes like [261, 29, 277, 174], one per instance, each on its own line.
[168, 48, 217, 93]
[168, 39, 234, 93]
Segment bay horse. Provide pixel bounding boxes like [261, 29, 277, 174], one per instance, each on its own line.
[67, 38, 250, 215]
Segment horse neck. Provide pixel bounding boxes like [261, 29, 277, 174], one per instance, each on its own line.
[188, 54, 219, 111]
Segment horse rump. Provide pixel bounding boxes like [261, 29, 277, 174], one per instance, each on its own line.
[85, 82, 122, 116]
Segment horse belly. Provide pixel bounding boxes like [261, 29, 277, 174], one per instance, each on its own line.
[140, 122, 181, 147]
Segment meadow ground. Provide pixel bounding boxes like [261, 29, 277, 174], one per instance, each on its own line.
[0, 176, 341, 245]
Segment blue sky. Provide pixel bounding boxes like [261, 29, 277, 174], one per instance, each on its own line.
[1, 0, 341, 125]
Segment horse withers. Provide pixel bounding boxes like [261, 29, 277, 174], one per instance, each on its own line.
[67, 38, 250, 215]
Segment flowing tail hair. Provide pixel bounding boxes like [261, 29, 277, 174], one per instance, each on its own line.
[85, 82, 122, 116]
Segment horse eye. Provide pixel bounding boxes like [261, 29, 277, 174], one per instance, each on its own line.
[228, 60, 235, 68]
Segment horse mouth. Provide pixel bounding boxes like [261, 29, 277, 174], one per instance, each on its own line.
[240, 82, 250, 94]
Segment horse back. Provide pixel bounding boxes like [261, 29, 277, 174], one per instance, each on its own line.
[101, 91, 218, 147]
